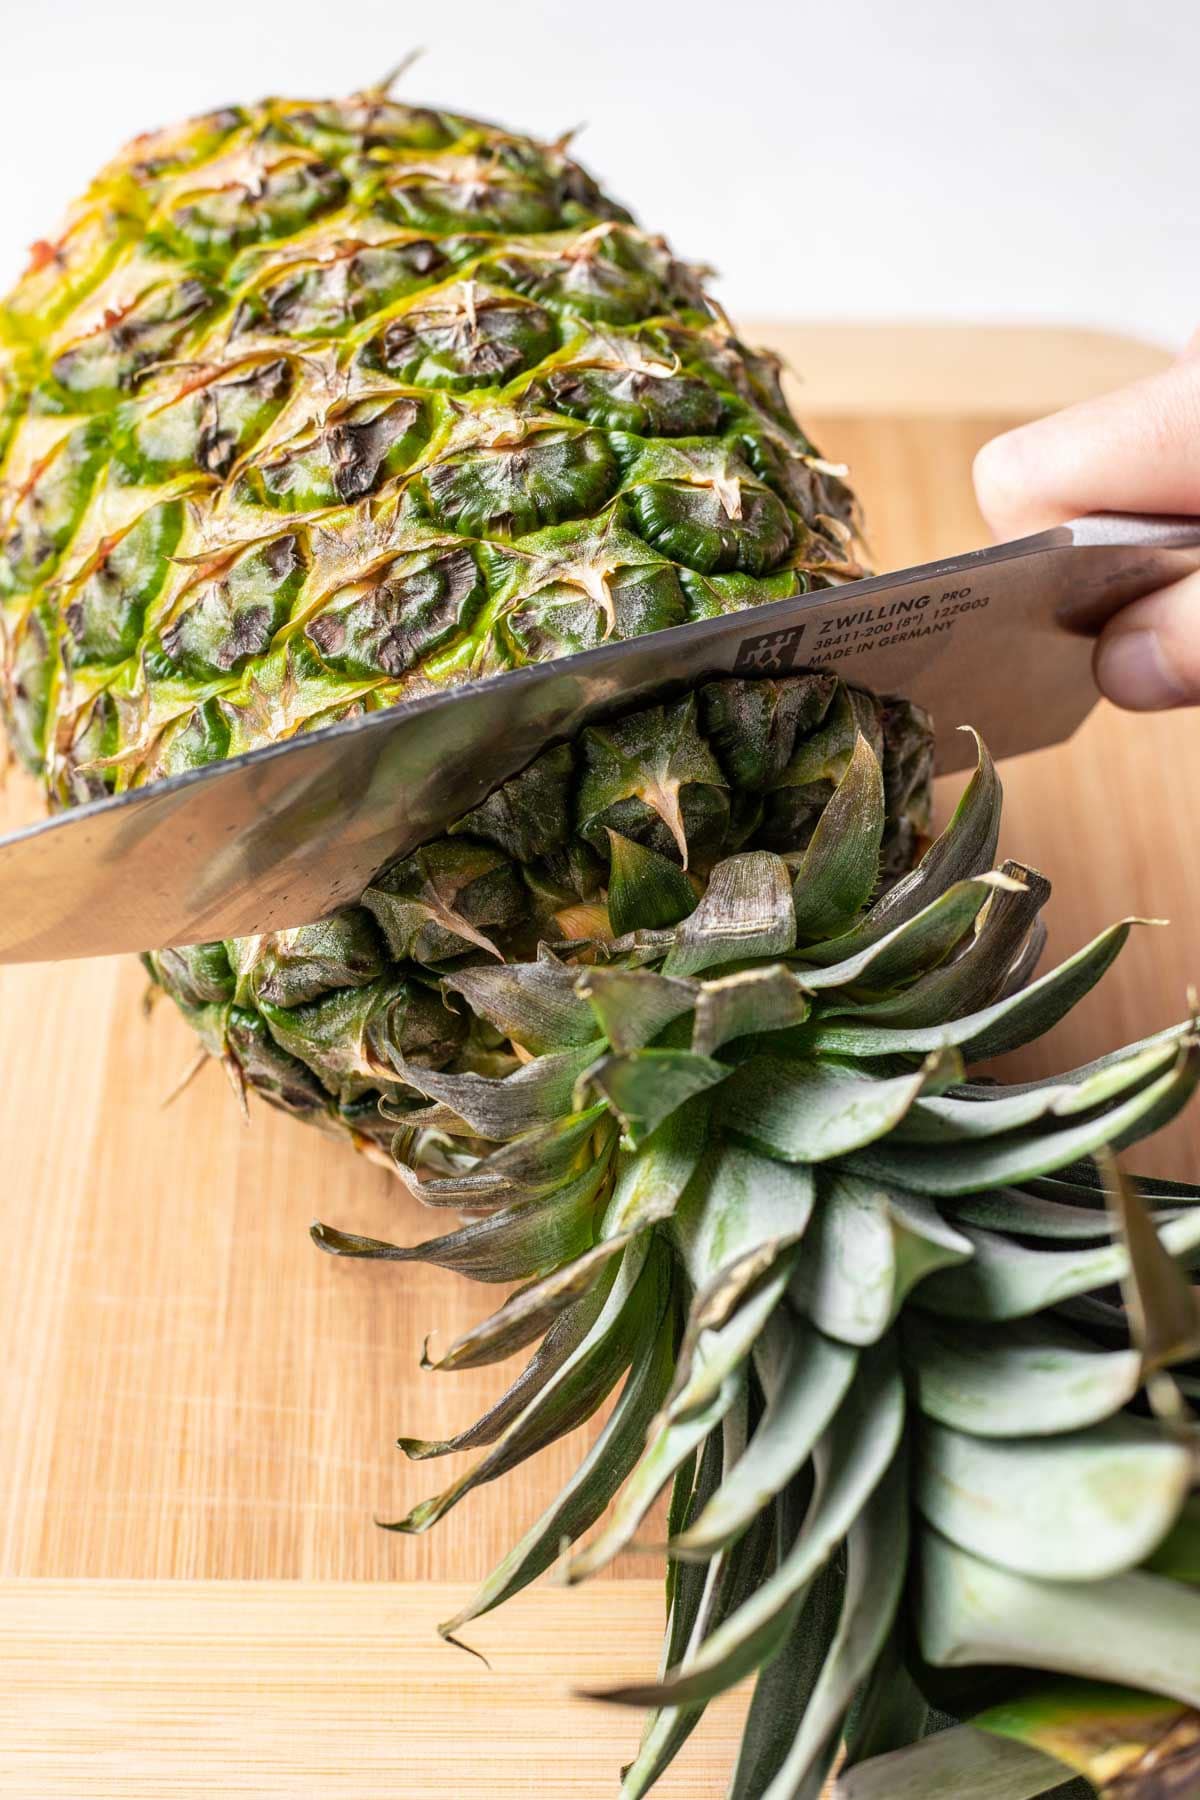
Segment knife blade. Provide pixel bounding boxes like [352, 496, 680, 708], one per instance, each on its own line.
[1, 511, 1197, 964]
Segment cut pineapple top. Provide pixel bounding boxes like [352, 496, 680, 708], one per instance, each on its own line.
[0, 90, 859, 804]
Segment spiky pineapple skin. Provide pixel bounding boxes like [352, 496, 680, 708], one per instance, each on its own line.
[0, 90, 859, 804]
[0, 87, 931, 1145]
[145, 673, 933, 1152]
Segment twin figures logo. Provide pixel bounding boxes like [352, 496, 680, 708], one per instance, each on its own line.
[731, 622, 807, 676]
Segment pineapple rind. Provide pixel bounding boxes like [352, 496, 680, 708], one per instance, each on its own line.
[0, 91, 858, 805]
[145, 671, 933, 1149]
[1, 86, 896, 1142]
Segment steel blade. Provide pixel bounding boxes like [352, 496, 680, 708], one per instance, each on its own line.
[0, 512, 1196, 962]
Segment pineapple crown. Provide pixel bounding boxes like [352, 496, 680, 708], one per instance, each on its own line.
[312, 724, 1200, 1800]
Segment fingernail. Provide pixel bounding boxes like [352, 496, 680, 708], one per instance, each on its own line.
[1095, 628, 1188, 711]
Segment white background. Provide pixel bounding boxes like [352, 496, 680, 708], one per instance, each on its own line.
[2, 0, 1197, 349]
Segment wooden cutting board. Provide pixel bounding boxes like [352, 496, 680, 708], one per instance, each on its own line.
[0, 325, 1193, 1798]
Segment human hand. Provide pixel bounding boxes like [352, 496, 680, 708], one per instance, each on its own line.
[973, 338, 1200, 711]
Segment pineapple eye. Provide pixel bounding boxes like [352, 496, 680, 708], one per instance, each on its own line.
[232, 240, 450, 341]
[152, 531, 308, 681]
[343, 240, 448, 307]
[3, 600, 54, 772]
[150, 939, 237, 1007]
[358, 291, 558, 391]
[144, 694, 235, 778]
[497, 562, 688, 664]
[377, 159, 564, 236]
[6, 213, 143, 343]
[114, 357, 293, 484]
[45, 277, 217, 412]
[625, 478, 794, 577]
[696, 668, 838, 792]
[734, 427, 856, 528]
[529, 360, 724, 437]
[224, 1005, 332, 1109]
[58, 689, 120, 804]
[255, 976, 466, 1105]
[250, 912, 385, 1009]
[672, 331, 802, 432]
[447, 741, 576, 864]
[305, 544, 486, 678]
[482, 250, 667, 327]
[0, 418, 109, 588]
[237, 394, 429, 512]
[365, 840, 528, 964]
[269, 99, 454, 160]
[122, 109, 247, 183]
[63, 500, 184, 667]
[575, 697, 730, 865]
[422, 429, 618, 539]
[165, 159, 349, 258]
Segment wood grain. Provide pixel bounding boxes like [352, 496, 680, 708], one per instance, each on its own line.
[755, 322, 1170, 416]
[0, 326, 1194, 1796]
[0, 1579, 749, 1797]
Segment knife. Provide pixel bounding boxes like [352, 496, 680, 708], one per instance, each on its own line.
[0, 511, 1197, 965]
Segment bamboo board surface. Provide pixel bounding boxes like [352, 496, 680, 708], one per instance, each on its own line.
[0, 1580, 751, 1798]
[0, 325, 1194, 1797]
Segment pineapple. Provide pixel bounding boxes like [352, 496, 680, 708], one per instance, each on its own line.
[0, 79, 878, 1149]
[3, 82, 1199, 1800]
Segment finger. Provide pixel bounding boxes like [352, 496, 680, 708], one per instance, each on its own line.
[1093, 570, 1200, 711]
[973, 357, 1200, 542]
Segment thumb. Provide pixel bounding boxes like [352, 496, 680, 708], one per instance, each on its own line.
[1094, 570, 1200, 710]
[973, 356, 1200, 542]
